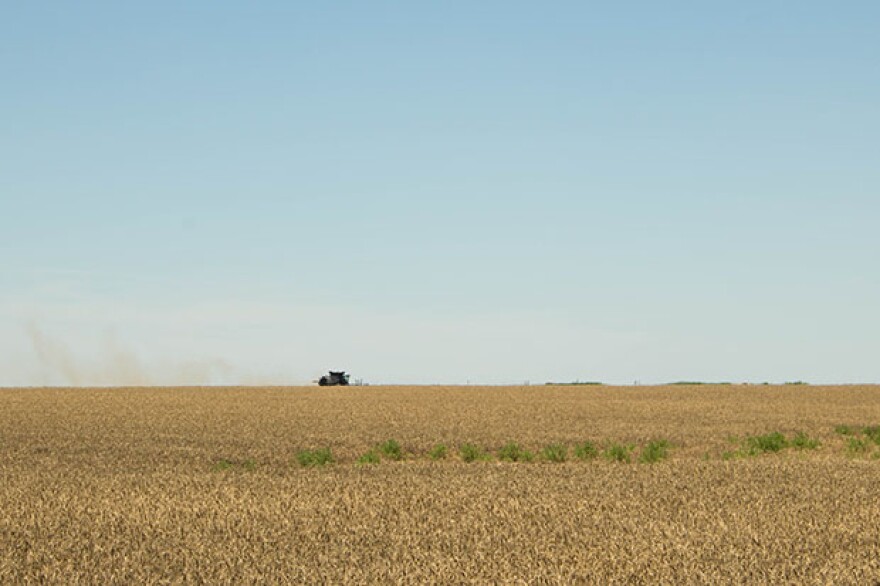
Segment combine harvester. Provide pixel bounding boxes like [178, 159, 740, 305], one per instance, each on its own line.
[318, 371, 350, 386]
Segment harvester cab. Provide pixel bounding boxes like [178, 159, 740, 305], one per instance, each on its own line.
[318, 371, 350, 386]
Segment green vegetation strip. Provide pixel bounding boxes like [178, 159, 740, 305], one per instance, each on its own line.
[378, 439, 404, 461]
[356, 450, 380, 466]
[229, 425, 880, 469]
[724, 430, 824, 460]
[573, 441, 598, 460]
[296, 448, 334, 467]
[459, 443, 491, 463]
[498, 442, 534, 462]
[640, 439, 670, 463]
[213, 458, 257, 472]
[604, 443, 634, 463]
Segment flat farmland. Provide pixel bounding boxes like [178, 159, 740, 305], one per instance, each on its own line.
[2, 385, 880, 583]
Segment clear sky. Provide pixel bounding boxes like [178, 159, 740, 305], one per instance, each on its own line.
[2, 2, 878, 386]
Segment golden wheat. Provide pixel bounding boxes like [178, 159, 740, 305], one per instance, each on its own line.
[2, 385, 880, 583]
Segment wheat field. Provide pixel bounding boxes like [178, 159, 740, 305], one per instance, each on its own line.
[2, 385, 880, 583]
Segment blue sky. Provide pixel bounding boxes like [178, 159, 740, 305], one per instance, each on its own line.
[2, 2, 878, 385]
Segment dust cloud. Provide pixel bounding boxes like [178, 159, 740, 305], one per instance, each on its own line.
[27, 322, 84, 385]
[25, 322, 243, 386]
